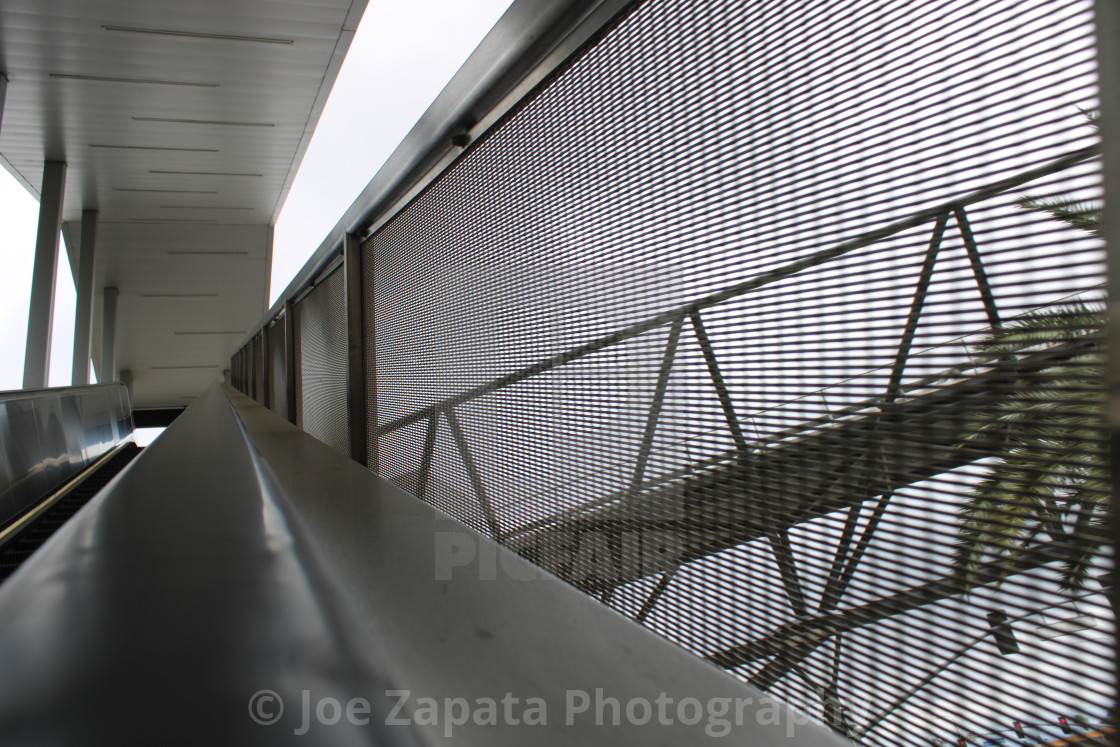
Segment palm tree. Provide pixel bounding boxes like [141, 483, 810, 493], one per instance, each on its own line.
[953, 110, 1105, 595]
[951, 301, 1105, 595]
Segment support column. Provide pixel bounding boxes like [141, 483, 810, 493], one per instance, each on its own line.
[101, 287, 118, 383]
[22, 161, 67, 389]
[72, 210, 98, 385]
[343, 234, 368, 467]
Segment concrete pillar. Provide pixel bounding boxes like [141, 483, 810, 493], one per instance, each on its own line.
[22, 161, 67, 389]
[101, 287, 118, 383]
[72, 210, 98, 385]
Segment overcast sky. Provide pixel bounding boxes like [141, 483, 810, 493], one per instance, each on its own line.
[0, 0, 515, 393]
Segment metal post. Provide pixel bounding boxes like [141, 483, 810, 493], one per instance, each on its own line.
[1093, 0, 1120, 731]
[261, 326, 271, 408]
[100, 287, 118, 383]
[343, 233, 368, 467]
[252, 335, 261, 401]
[284, 300, 297, 425]
[71, 210, 98, 385]
[0, 74, 7, 135]
[23, 160, 67, 389]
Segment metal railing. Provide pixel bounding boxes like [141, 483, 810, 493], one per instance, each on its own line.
[0, 381, 852, 745]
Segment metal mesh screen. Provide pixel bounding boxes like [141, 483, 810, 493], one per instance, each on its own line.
[361, 0, 1110, 743]
[296, 266, 349, 455]
[266, 320, 286, 418]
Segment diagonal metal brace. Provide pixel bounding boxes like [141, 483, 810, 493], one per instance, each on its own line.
[769, 528, 808, 618]
[416, 413, 439, 502]
[953, 206, 1002, 330]
[885, 213, 948, 401]
[689, 310, 749, 453]
[446, 407, 502, 540]
[628, 316, 684, 498]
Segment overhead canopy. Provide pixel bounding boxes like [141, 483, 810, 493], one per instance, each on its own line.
[0, 0, 367, 408]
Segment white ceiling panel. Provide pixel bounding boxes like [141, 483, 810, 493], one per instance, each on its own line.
[0, 0, 367, 407]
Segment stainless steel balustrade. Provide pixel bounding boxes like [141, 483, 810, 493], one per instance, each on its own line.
[0, 383, 132, 528]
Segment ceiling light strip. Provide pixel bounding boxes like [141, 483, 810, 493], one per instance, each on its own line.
[102, 25, 294, 45]
[91, 144, 218, 152]
[115, 188, 219, 194]
[174, 331, 245, 335]
[139, 293, 219, 298]
[159, 206, 253, 210]
[150, 170, 262, 177]
[133, 117, 275, 128]
[166, 250, 249, 255]
[129, 219, 219, 223]
[50, 73, 217, 87]
[150, 365, 220, 370]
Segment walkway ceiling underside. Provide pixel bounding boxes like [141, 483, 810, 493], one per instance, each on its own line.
[0, 0, 367, 408]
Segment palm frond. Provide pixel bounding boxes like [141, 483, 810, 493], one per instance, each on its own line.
[954, 136, 1105, 596]
[953, 299, 1107, 596]
[1016, 195, 1102, 237]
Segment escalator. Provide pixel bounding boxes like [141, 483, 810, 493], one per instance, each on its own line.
[0, 382, 137, 585]
[0, 442, 141, 584]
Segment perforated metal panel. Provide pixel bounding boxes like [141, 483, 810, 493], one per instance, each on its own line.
[296, 266, 349, 455]
[266, 320, 286, 417]
[360, 0, 1110, 743]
